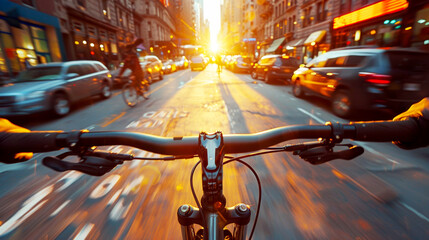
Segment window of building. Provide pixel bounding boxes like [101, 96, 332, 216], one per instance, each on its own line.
[146, 2, 150, 14]
[148, 21, 152, 38]
[102, 0, 110, 19]
[22, 0, 35, 7]
[77, 0, 86, 8]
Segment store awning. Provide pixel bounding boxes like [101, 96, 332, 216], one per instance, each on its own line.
[266, 37, 286, 53]
[304, 30, 326, 45]
[285, 38, 306, 48]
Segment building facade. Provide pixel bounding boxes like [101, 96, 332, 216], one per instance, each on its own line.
[0, 0, 66, 78]
[136, 0, 176, 59]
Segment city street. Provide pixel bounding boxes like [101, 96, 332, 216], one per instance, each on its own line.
[1, 64, 429, 239]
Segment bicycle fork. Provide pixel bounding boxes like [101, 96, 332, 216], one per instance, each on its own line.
[178, 203, 251, 240]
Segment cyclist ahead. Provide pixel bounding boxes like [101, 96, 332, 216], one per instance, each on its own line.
[117, 38, 147, 95]
[215, 54, 222, 73]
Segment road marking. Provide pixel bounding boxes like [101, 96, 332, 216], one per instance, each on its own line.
[89, 174, 121, 199]
[50, 200, 71, 217]
[400, 202, 429, 223]
[101, 112, 126, 128]
[73, 223, 94, 240]
[147, 70, 187, 95]
[297, 107, 325, 124]
[0, 185, 53, 236]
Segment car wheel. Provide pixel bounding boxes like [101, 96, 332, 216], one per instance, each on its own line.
[264, 73, 271, 84]
[159, 71, 164, 80]
[100, 80, 112, 99]
[332, 90, 353, 118]
[251, 71, 257, 79]
[292, 80, 305, 98]
[52, 93, 70, 117]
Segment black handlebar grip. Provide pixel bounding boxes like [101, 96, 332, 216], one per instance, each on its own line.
[351, 119, 419, 142]
[0, 131, 63, 153]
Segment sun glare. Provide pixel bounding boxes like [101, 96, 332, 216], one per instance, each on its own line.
[210, 42, 219, 53]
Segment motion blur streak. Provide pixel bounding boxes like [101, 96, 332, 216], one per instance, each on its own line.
[0, 185, 53, 236]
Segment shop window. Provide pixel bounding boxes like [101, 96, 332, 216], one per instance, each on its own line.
[12, 25, 33, 50]
[34, 39, 49, 53]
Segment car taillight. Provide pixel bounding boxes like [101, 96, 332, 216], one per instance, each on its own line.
[359, 72, 391, 86]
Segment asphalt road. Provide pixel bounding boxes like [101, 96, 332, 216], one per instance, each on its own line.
[1, 64, 429, 239]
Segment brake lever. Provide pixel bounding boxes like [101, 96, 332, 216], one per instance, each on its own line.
[297, 145, 364, 165]
[42, 149, 133, 176]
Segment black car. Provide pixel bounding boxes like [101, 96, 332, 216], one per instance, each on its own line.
[251, 55, 299, 83]
[291, 47, 429, 118]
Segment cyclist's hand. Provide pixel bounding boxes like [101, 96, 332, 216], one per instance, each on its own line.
[393, 98, 429, 149]
[0, 118, 33, 163]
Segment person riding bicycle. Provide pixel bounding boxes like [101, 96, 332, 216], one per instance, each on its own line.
[117, 38, 147, 95]
[215, 54, 222, 72]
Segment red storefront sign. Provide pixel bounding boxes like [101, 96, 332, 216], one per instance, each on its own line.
[333, 0, 409, 29]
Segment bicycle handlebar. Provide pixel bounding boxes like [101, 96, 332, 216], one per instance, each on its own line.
[0, 119, 420, 155]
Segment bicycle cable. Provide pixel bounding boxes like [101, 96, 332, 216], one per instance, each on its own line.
[190, 150, 285, 240]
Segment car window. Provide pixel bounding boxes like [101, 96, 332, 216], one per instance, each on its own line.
[278, 57, 299, 67]
[191, 56, 203, 63]
[385, 51, 429, 71]
[80, 64, 98, 75]
[16, 66, 62, 82]
[93, 62, 107, 72]
[67, 65, 84, 76]
[326, 56, 346, 67]
[343, 56, 368, 67]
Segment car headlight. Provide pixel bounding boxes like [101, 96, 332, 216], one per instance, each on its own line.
[26, 91, 46, 99]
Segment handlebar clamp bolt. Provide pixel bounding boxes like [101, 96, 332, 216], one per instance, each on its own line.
[236, 203, 248, 214]
[180, 204, 191, 215]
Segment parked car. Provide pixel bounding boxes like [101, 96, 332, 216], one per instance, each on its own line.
[229, 56, 252, 73]
[174, 56, 189, 69]
[190, 56, 206, 71]
[162, 59, 177, 74]
[291, 47, 429, 118]
[111, 55, 163, 86]
[251, 54, 299, 83]
[0, 60, 113, 117]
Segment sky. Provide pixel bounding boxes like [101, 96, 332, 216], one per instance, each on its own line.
[203, 0, 221, 45]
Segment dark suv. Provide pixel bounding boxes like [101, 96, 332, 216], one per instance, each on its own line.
[251, 55, 299, 84]
[291, 47, 429, 118]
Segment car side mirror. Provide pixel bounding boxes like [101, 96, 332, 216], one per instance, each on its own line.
[66, 73, 79, 80]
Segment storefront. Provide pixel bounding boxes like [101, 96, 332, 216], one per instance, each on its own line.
[332, 0, 410, 48]
[284, 38, 305, 61]
[0, 0, 65, 79]
[303, 30, 329, 63]
[265, 37, 286, 54]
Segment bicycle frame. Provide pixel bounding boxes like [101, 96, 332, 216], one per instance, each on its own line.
[178, 131, 251, 240]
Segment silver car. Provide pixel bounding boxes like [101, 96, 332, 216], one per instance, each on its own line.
[0, 60, 112, 117]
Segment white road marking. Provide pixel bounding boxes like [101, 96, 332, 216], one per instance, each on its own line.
[297, 107, 325, 124]
[400, 202, 429, 223]
[56, 171, 83, 192]
[109, 199, 132, 221]
[89, 174, 121, 199]
[50, 200, 71, 217]
[0, 185, 53, 236]
[73, 223, 94, 240]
